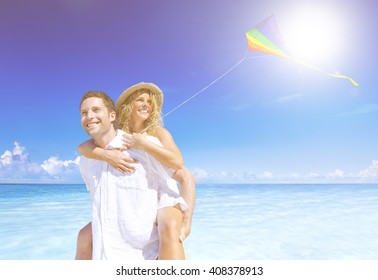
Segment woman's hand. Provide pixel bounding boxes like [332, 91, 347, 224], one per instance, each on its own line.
[103, 149, 137, 174]
[123, 133, 148, 150]
[180, 209, 191, 242]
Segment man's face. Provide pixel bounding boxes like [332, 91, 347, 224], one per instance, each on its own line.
[80, 97, 115, 138]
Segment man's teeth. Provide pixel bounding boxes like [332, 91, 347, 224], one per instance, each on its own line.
[87, 123, 98, 128]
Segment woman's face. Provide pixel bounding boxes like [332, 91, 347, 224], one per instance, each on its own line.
[130, 92, 152, 122]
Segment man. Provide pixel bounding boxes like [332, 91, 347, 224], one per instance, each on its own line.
[78, 90, 194, 259]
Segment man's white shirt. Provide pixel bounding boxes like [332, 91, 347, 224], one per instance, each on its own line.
[79, 130, 187, 260]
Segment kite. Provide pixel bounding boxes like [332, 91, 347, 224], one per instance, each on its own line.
[142, 15, 358, 132]
[245, 15, 358, 86]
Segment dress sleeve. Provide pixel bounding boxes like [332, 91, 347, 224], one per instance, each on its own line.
[158, 185, 188, 212]
[146, 155, 188, 212]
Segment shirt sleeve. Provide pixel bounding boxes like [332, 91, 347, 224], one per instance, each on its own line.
[79, 156, 91, 192]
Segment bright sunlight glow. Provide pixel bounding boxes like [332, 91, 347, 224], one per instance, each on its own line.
[281, 6, 346, 65]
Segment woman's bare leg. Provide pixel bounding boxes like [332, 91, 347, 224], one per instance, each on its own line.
[157, 205, 185, 259]
[172, 167, 195, 241]
[75, 222, 92, 260]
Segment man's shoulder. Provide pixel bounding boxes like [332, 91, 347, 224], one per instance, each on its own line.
[79, 155, 89, 165]
[79, 155, 103, 167]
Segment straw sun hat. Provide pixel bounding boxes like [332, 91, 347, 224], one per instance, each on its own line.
[115, 82, 163, 113]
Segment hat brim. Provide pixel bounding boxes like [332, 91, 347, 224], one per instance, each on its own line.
[116, 82, 163, 113]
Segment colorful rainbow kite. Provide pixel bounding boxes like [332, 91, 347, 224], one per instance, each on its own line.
[246, 15, 358, 86]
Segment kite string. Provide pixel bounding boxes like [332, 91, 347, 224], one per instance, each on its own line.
[141, 56, 247, 134]
[163, 56, 247, 118]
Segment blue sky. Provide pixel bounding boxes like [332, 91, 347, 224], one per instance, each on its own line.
[1, 0, 377, 183]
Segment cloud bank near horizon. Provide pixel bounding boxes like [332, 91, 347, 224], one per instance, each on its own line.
[0, 142, 80, 183]
[1, 142, 377, 184]
[192, 160, 378, 183]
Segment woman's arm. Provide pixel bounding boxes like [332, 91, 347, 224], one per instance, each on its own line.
[127, 128, 196, 239]
[78, 139, 137, 173]
[125, 127, 184, 170]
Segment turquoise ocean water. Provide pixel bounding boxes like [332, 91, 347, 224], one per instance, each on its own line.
[0, 183, 377, 260]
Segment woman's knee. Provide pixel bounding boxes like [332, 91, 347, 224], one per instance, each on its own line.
[77, 223, 92, 249]
[75, 222, 92, 260]
[158, 207, 182, 241]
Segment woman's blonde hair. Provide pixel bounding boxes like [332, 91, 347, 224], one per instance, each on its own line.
[116, 89, 163, 135]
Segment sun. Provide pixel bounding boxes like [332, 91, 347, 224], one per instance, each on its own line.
[280, 5, 346, 65]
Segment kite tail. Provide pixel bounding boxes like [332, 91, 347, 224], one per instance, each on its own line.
[292, 57, 359, 86]
[328, 74, 359, 86]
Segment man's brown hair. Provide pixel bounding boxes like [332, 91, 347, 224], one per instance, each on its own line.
[80, 90, 115, 113]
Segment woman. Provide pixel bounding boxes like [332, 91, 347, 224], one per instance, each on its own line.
[75, 82, 195, 260]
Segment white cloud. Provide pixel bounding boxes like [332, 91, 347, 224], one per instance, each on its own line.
[273, 93, 303, 103]
[214, 171, 239, 180]
[242, 171, 257, 181]
[289, 172, 300, 179]
[327, 169, 345, 178]
[2, 141, 378, 184]
[192, 168, 209, 180]
[0, 150, 12, 166]
[0, 142, 29, 166]
[41, 156, 80, 177]
[0, 142, 81, 183]
[306, 172, 321, 178]
[0, 142, 43, 181]
[190, 161, 378, 184]
[229, 103, 253, 112]
[206, 170, 240, 183]
[335, 104, 378, 117]
[13, 142, 26, 157]
[356, 160, 378, 180]
[259, 171, 273, 179]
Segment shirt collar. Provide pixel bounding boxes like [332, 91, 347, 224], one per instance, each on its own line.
[105, 129, 125, 150]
